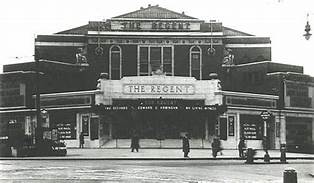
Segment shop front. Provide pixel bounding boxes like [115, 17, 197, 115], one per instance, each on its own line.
[95, 74, 224, 148]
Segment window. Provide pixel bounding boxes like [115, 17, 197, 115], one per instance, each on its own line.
[138, 46, 173, 76]
[109, 45, 122, 79]
[150, 47, 161, 73]
[163, 47, 172, 75]
[139, 47, 149, 76]
[189, 46, 202, 80]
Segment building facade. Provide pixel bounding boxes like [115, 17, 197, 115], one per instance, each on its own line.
[0, 5, 313, 151]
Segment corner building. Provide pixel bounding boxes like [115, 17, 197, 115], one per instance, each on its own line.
[1, 5, 313, 151]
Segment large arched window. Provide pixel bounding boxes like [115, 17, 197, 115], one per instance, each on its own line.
[109, 45, 122, 80]
[189, 46, 202, 80]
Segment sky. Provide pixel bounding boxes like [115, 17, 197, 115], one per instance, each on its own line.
[1, 0, 314, 75]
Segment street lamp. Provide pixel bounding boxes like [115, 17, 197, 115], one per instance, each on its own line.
[304, 13, 312, 40]
[34, 46, 89, 144]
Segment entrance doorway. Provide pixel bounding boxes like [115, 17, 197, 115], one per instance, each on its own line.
[112, 110, 205, 139]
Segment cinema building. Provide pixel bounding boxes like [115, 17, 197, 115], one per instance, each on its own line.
[1, 5, 313, 151]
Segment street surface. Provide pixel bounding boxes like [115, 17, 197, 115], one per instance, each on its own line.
[0, 160, 313, 182]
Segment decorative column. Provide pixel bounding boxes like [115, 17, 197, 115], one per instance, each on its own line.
[109, 122, 113, 139]
[312, 118, 314, 144]
[263, 120, 267, 137]
[279, 114, 286, 145]
[205, 118, 209, 140]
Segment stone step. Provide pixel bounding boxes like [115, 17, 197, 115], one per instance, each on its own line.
[101, 139, 212, 148]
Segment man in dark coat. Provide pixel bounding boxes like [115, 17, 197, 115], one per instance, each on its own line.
[211, 137, 223, 157]
[238, 138, 246, 158]
[211, 138, 218, 158]
[182, 134, 190, 158]
[79, 132, 84, 148]
[131, 133, 140, 152]
[262, 136, 269, 153]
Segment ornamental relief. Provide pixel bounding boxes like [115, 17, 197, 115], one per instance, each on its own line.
[88, 38, 222, 45]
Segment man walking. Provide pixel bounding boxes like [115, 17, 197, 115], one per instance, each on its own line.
[182, 133, 190, 158]
[238, 138, 246, 158]
[131, 133, 140, 152]
[79, 132, 84, 148]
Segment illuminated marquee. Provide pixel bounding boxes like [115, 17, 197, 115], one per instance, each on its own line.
[123, 84, 195, 95]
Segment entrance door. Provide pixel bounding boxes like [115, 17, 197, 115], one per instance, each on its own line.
[110, 110, 206, 139]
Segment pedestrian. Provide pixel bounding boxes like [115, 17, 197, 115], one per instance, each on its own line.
[211, 137, 218, 158]
[131, 133, 140, 152]
[262, 136, 269, 153]
[79, 132, 84, 148]
[182, 133, 190, 158]
[238, 138, 246, 158]
[217, 137, 223, 155]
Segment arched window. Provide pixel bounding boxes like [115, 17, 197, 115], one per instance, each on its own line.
[189, 46, 202, 80]
[109, 45, 122, 79]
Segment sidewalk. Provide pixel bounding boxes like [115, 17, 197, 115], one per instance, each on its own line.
[1, 148, 314, 160]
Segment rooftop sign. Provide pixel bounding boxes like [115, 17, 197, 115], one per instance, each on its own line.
[110, 20, 200, 31]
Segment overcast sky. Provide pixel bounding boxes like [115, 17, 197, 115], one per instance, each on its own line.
[1, 0, 314, 75]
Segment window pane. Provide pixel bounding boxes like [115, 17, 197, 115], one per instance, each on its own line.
[139, 47, 149, 75]
[111, 46, 120, 52]
[111, 70, 120, 80]
[110, 46, 121, 79]
[140, 47, 148, 63]
[163, 47, 172, 74]
[150, 47, 161, 72]
[191, 53, 200, 69]
[111, 53, 120, 69]
[140, 63, 148, 73]
[192, 70, 200, 80]
[163, 47, 172, 64]
[191, 46, 200, 52]
[164, 64, 172, 73]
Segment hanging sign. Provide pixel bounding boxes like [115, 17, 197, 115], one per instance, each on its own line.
[260, 111, 272, 121]
[228, 116, 235, 136]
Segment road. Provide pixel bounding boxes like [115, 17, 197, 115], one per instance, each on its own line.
[0, 160, 313, 182]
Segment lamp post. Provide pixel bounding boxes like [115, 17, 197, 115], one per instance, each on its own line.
[33, 45, 89, 145]
[260, 110, 272, 163]
[34, 47, 42, 144]
[304, 13, 312, 40]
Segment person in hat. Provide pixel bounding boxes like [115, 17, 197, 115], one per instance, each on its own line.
[182, 133, 190, 158]
[130, 132, 140, 152]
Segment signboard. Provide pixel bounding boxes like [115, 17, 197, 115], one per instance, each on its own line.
[241, 122, 263, 140]
[219, 118, 227, 140]
[95, 105, 219, 111]
[41, 95, 91, 107]
[242, 123, 258, 139]
[123, 84, 195, 95]
[226, 96, 276, 108]
[228, 116, 235, 136]
[90, 118, 99, 140]
[82, 115, 89, 136]
[260, 111, 272, 121]
[110, 20, 201, 31]
[56, 123, 76, 140]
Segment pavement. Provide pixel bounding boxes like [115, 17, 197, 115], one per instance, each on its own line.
[1, 148, 314, 160]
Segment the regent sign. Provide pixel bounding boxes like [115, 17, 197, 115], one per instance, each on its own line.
[111, 21, 199, 31]
[123, 84, 195, 95]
